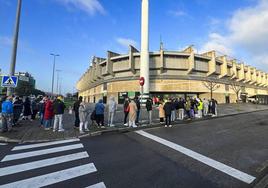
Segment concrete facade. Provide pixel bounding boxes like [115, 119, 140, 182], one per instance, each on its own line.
[76, 46, 268, 104]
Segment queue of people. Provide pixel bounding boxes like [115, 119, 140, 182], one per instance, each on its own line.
[0, 95, 66, 133]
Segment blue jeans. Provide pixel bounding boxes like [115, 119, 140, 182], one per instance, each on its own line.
[45, 119, 52, 128]
[40, 112, 44, 125]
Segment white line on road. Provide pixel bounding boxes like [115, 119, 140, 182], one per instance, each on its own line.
[1, 143, 84, 162]
[0, 163, 97, 188]
[0, 143, 7, 146]
[135, 130, 256, 184]
[85, 182, 106, 188]
[12, 138, 80, 151]
[0, 151, 89, 176]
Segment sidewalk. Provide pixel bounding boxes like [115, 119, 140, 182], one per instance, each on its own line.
[0, 103, 268, 143]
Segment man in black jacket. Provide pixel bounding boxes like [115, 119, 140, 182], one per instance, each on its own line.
[146, 99, 153, 124]
[52, 96, 66, 132]
[135, 96, 141, 124]
[164, 98, 173, 128]
[73, 96, 83, 128]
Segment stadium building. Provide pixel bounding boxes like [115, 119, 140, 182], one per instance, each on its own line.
[76, 45, 268, 104]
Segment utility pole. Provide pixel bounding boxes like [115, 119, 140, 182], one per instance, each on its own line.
[50, 53, 59, 97]
[56, 69, 61, 95]
[7, 0, 22, 96]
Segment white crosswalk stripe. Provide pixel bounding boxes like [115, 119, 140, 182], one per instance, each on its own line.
[0, 138, 106, 188]
[2, 143, 84, 162]
[85, 182, 107, 188]
[12, 138, 80, 151]
[0, 143, 7, 146]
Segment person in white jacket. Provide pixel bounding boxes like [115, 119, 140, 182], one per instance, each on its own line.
[79, 102, 90, 134]
[108, 96, 117, 127]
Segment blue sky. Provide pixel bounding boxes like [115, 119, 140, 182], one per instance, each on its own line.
[1, 0, 268, 94]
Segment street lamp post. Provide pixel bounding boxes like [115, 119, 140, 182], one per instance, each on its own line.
[50, 53, 59, 97]
[56, 69, 61, 95]
[7, 0, 22, 96]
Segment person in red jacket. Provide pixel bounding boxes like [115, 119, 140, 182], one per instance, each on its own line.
[44, 97, 54, 130]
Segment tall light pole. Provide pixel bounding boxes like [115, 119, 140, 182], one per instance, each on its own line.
[7, 0, 22, 96]
[140, 0, 150, 102]
[56, 69, 61, 95]
[50, 53, 59, 97]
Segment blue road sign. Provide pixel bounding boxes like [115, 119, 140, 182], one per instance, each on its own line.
[1, 76, 18, 88]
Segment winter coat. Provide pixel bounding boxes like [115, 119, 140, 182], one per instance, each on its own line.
[53, 99, 66, 115]
[135, 99, 141, 110]
[23, 100, 32, 116]
[178, 101, 185, 109]
[79, 105, 90, 122]
[44, 100, 54, 120]
[158, 103, 165, 118]
[197, 101, 203, 110]
[39, 102, 45, 113]
[128, 101, 137, 121]
[13, 100, 23, 118]
[146, 100, 152, 111]
[73, 100, 82, 113]
[163, 102, 173, 116]
[95, 100, 105, 115]
[108, 99, 117, 113]
[1, 100, 13, 114]
[123, 100, 129, 113]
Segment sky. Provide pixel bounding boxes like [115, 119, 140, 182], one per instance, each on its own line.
[0, 0, 268, 94]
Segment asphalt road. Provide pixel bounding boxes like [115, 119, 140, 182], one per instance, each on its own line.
[0, 110, 267, 188]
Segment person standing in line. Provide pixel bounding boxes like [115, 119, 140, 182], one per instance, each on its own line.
[73, 96, 83, 129]
[123, 98, 130, 126]
[95, 99, 105, 128]
[185, 97, 191, 120]
[31, 99, 39, 120]
[158, 101, 165, 124]
[197, 98, 203, 118]
[128, 99, 137, 128]
[178, 98, 185, 120]
[171, 98, 176, 122]
[44, 97, 54, 130]
[23, 97, 32, 121]
[203, 98, 209, 116]
[52, 96, 66, 132]
[211, 99, 218, 117]
[13, 97, 23, 125]
[38, 97, 46, 127]
[108, 96, 117, 127]
[79, 101, 90, 133]
[146, 98, 153, 125]
[1, 96, 13, 132]
[163, 98, 173, 128]
[135, 96, 141, 125]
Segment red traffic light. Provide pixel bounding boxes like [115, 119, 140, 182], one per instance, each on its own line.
[139, 77, 145, 86]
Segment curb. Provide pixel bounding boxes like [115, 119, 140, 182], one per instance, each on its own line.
[1, 108, 268, 143]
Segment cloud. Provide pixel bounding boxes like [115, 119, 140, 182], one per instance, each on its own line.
[116, 38, 138, 48]
[168, 9, 187, 17]
[200, 0, 268, 67]
[56, 0, 105, 15]
[200, 33, 233, 55]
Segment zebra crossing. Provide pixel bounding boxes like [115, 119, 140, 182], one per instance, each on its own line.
[0, 138, 106, 188]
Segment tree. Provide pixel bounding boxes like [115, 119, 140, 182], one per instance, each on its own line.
[202, 79, 221, 100]
[230, 82, 242, 103]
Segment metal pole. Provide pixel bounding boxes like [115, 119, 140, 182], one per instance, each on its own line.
[7, 0, 22, 96]
[56, 69, 61, 95]
[50, 54, 59, 97]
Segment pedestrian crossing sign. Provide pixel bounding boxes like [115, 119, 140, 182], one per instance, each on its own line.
[1, 76, 18, 88]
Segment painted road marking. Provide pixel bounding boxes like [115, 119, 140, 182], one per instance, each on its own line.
[12, 138, 80, 151]
[1, 143, 84, 162]
[85, 182, 106, 188]
[0, 163, 97, 188]
[0, 143, 7, 146]
[136, 130, 256, 184]
[0, 151, 89, 177]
